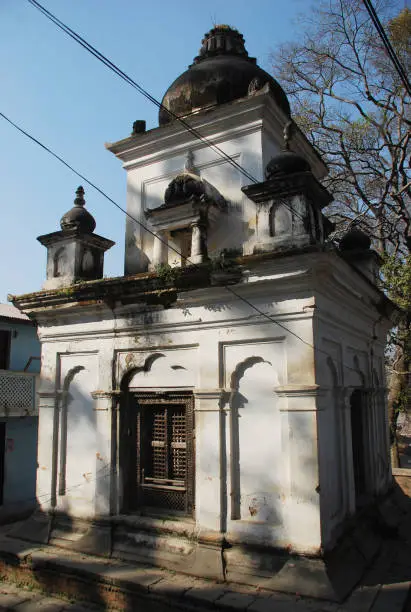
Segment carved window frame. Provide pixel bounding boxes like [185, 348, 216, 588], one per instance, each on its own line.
[132, 391, 195, 517]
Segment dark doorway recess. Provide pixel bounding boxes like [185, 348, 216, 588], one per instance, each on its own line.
[121, 391, 194, 517]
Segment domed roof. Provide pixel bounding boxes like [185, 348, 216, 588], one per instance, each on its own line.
[159, 26, 290, 126]
[265, 150, 311, 180]
[339, 227, 371, 251]
[60, 186, 96, 233]
[163, 172, 226, 208]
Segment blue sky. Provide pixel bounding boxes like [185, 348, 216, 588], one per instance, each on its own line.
[1, 0, 318, 302]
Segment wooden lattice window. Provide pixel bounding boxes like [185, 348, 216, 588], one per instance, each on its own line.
[134, 392, 194, 516]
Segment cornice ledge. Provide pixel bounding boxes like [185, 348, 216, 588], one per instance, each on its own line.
[193, 388, 229, 412]
[91, 389, 123, 411]
[91, 390, 123, 400]
[275, 384, 326, 397]
[37, 390, 58, 399]
[193, 388, 227, 399]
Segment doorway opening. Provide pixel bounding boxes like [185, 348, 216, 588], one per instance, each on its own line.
[350, 389, 369, 508]
[121, 391, 194, 517]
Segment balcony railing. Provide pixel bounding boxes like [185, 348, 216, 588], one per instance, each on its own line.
[0, 370, 37, 416]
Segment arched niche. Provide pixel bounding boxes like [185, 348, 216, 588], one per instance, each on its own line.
[269, 202, 291, 238]
[58, 366, 96, 501]
[320, 356, 345, 522]
[229, 356, 281, 523]
[347, 354, 366, 389]
[118, 350, 196, 391]
[326, 356, 338, 388]
[81, 248, 95, 277]
[53, 247, 66, 278]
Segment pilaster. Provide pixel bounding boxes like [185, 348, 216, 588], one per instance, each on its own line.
[91, 390, 122, 516]
[193, 389, 227, 532]
[36, 390, 59, 512]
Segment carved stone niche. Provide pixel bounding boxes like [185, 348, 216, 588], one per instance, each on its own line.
[242, 160, 334, 255]
[145, 172, 226, 269]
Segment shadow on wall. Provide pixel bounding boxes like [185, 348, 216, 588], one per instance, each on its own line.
[5, 367, 410, 609]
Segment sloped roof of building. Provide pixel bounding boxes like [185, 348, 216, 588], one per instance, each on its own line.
[0, 304, 33, 324]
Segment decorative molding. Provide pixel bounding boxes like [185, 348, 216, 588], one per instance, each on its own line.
[193, 389, 227, 399]
[91, 389, 123, 411]
[37, 391, 58, 399]
[91, 390, 123, 400]
[37, 390, 58, 409]
[274, 385, 324, 397]
[194, 388, 228, 411]
[274, 385, 325, 412]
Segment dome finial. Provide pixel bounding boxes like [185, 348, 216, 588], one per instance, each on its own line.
[60, 186, 96, 233]
[74, 186, 85, 207]
[193, 25, 250, 64]
[159, 26, 291, 126]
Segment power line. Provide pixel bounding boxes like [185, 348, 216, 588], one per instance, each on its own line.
[25, 0, 309, 228]
[0, 110, 369, 379]
[362, 0, 411, 96]
[26, 0, 258, 185]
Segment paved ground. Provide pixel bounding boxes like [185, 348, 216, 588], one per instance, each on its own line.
[0, 582, 103, 611]
[1, 497, 411, 611]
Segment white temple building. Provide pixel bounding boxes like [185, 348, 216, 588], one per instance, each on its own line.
[11, 26, 395, 600]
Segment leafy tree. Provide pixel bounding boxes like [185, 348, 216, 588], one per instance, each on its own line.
[272, 0, 410, 254]
[271, 0, 410, 463]
[383, 254, 410, 464]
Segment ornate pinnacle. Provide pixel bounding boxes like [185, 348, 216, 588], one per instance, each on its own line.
[74, 186, 85, 207]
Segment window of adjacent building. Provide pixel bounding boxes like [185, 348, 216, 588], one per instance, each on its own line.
[0, 331, 11, 370]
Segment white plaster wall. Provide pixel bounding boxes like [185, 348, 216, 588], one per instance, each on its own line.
[125, 128, 263, 272]
[32, 251, 389, 556]
[223, 341, 287, 543]
[314, 288, 392, 550]
[35, 274, 321, 554]
[56, 353, 98, 518]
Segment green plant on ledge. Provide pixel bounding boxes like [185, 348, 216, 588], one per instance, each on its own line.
[155, 263, 183, 285]
[55, 285, 76, 297]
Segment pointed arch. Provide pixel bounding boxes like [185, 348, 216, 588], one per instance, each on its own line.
[230, 356, 272, 391]
[53, 247, 66, 278]
[120, 353, 166, 390]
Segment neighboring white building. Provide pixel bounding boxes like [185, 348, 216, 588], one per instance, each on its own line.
[11, 26, 394, 601]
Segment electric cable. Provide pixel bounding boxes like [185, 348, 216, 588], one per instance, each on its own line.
[0, 110, 381, 380]
[27, 0, 257, 185]
[25, 0, 310, 228]
[362, 0, 411, 96]
[23, 0, 316, 227]
[0, 0, 390, 514]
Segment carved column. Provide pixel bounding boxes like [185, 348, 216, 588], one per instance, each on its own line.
[57, 389, 70, 497]
[36, 390, 60, 512]
[91, 389, 123, 516]
[193, 389, 228, 533]
[152, 230, 168, 267]
[339, 388, 356, 515]
[190, 221, 207, 264]
[275, 384, 324, 552]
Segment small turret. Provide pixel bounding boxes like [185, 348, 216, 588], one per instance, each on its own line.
[37, 186, 115, 290]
